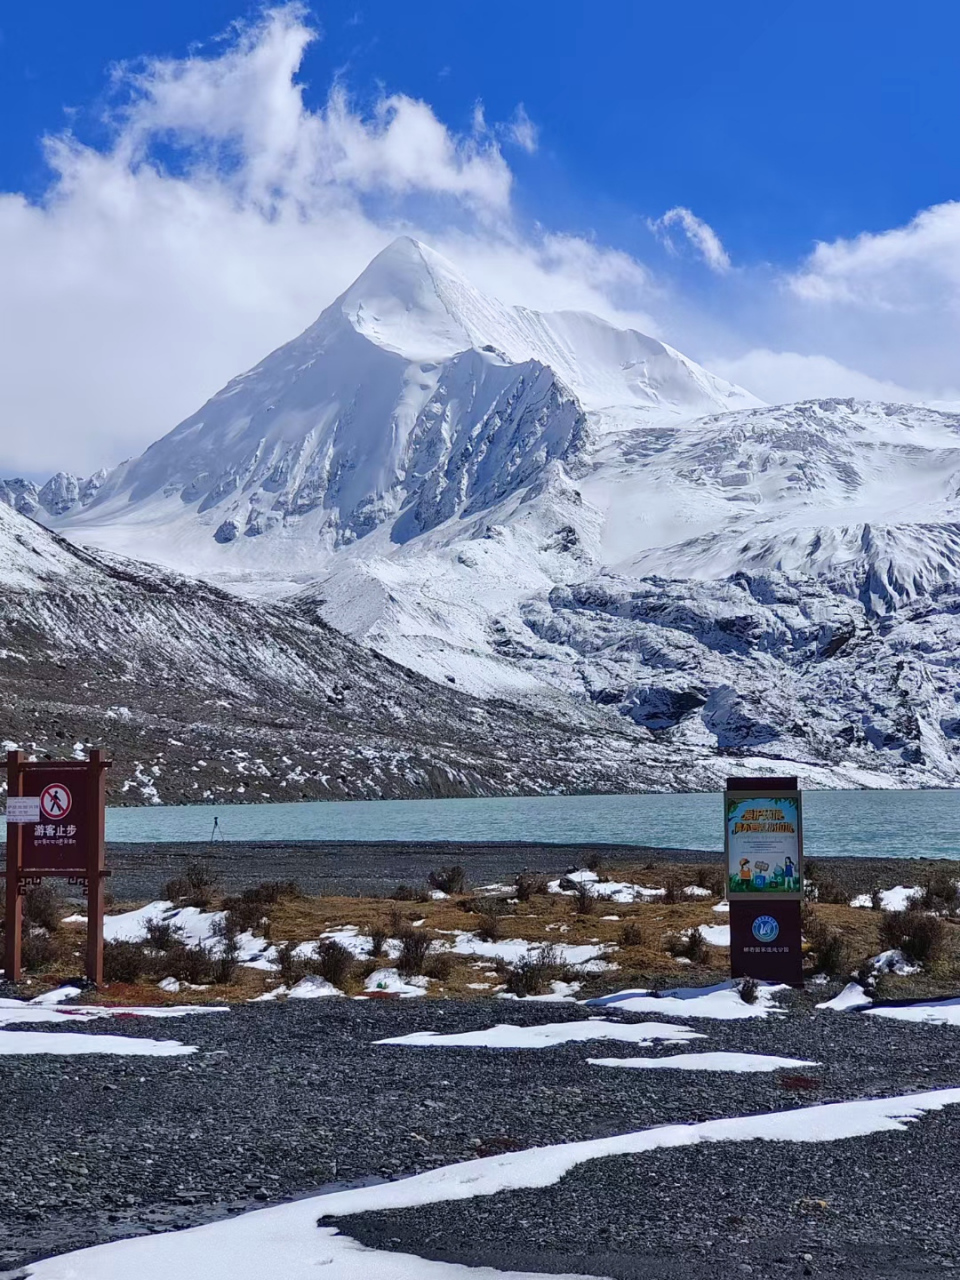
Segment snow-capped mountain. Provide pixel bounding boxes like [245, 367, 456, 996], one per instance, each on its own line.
[38, 237, 758, 581]
[32, 238, 960, 787]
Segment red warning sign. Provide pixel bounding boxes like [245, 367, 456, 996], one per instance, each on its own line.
[39, 783, 72, 821]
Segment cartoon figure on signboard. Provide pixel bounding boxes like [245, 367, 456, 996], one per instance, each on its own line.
[784, 855, 796, 888]
[738, 858, 752, 888]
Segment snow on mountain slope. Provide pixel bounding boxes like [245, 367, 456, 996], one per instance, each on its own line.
[30, 239, 960, 787]
[0, 502, 695, 802]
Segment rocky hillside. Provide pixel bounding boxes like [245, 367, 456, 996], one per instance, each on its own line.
[0, 503, 687, 805]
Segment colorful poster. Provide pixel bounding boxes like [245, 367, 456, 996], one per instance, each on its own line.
[726, 795, 801, 895]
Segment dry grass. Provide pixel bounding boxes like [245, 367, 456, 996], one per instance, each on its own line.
[13, 861, 960, 1005]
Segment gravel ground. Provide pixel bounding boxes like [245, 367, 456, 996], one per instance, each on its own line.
[3, 989, 960, 1276]
[100, 840, 956, 900]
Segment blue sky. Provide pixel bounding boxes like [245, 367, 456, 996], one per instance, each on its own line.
[2, 2, 960, 473]
[4, 1, 958, 262]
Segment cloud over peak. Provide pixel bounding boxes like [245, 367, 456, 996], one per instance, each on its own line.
[649, 206, 732, 274]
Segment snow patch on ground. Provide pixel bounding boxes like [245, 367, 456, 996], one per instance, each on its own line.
[869, 997, 960, 1026]
[287, 976, 344, 1000]
[376, 1018, 703, 1050]
[588, 980, 786, 1020]
[850, 886, 923, 910]
[867, 948, 921, 976]
[364, 969, 430, 998]
[26, 1087, 960, 1279]
[816, 982, 874, 1012]
[547, 870, 664, 904]
[589, 1051, 818, 1073]
[445, 933, 610, 969]
[497, 981, 582, 1003]
[0, 1030, 195, 1056]
[690, 924, 730, 947]
[0, 999, 228, 1027]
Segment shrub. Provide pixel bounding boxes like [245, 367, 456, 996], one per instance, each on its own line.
[684, 927, 709, 965]
[811, 929, 848, 977]
[21, 929, 55, 971]
[585, 854, 602, 873]
[312, 940, 355, 988]
[275, 938, 355, 988]
[220, 881, 300, 933]
[369, 925, 388, 957]
[665, 927, 708, 965]
[515, 873, 549, 902]
[661, 877, 682, 905]
[504, 945, 568, 998]
[428, 866, 466, 895]
[164, 943, 214, 985]
[185, 862, 218, 908]
[476, 912, 501, 943]
[881, 909, 945, 965]
[391, 883, 429, 903]
[164, 862, 219, 908]
[920, 872, 960, 916]
[276, 941, 306, 986]
[103, 939, 148, 983]
[145, 919, 182, 951]
[813, 876, 846, 905]
[738, 977, 759, 1005]
[618, 921, 644, 948]
[870, 888, 883, 911]
[574, 881, 594, 915]
[163, 875, 190, 902]
[211, 937, 239, 986]
[423, 951, 456, 981]
[24, 884, 60, 932]
[695, 866, 725, 895]
[397, 930, 433, 976]
[802, 909, 848, 976]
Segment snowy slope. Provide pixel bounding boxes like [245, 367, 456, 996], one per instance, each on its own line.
[0, 502, 694, 802]
[30, 239, 960, 787]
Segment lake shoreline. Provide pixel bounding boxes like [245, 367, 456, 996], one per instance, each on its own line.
[100, 839, 960, 900]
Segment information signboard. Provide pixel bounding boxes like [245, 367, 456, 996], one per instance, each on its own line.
[725, 776, 804, 987]
[3, 750, 109, 985]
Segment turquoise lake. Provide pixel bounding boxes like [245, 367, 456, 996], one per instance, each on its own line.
[103, 789, 960, 860]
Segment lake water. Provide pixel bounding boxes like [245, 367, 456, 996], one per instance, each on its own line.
[103, 789, 960, 860]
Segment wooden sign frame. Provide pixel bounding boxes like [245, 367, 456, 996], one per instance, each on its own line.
[3, 750, 110, 985]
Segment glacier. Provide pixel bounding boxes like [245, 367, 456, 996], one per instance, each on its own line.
[14, 236, 960, 789]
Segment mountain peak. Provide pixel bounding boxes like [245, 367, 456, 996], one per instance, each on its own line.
[338, 236, 491, 361]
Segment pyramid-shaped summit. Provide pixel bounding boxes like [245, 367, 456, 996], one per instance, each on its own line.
[43, 237, 759, 573]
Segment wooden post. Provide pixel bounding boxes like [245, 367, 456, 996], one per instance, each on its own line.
[4, 750, 23, 983]
[86, 749, 106, 987]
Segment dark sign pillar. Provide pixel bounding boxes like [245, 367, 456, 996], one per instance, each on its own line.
[4, 749, 110, 985]
[725, 776, 804, 987]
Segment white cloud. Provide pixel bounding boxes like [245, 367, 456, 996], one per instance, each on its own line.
[788, 200, 960, 308]
[507, 105, 538, 154]
[0, 4, 656, 476]
[649, 206, 732, 274]
[706, 350, 928, 405]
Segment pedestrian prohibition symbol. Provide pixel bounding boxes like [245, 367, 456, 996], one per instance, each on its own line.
[39, 783, 72, 821]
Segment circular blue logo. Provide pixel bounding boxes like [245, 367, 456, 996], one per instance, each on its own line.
[752, 915, 780, 943]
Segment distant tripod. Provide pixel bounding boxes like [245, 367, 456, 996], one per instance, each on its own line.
[210, 815, 223, 842]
